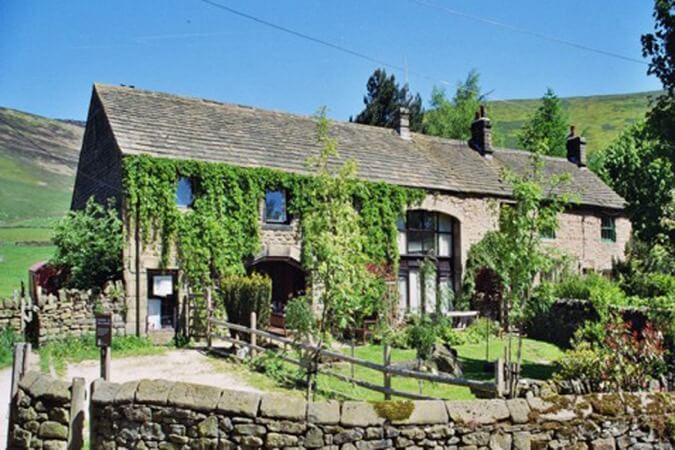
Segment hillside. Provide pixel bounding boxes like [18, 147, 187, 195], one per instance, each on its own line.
[489, 91, 657, 155]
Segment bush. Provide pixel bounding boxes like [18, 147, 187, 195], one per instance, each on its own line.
[51, 198, 124, 289]
[552, 273, 628, 315]
[553, 341, 603, 390]
[407, 315, 437, 361]
[0, 327, 21, 369]
[220, 274, 272, 331]
[463, 318, 500, 344]
[285, 297, 315, 336]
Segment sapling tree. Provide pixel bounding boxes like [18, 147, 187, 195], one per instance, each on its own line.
[463, 143, 572, 395]
[286, 107, 381, 398]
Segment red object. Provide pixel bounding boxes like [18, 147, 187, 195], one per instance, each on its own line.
[29, 262, 66, 298]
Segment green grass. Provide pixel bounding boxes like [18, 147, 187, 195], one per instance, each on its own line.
[0, 327, 22, 369]
[38, 335, 165, 375]
[0, 227, 53, 243]
[243, 337, 564, 401]
[0, 243, 54, 296]
[489, 91, 657, 156]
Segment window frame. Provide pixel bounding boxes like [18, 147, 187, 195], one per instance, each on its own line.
[540, 226, 556, 240]
[404, 210, 453, 257]
[176, 176, 195, 209]
[601, 216, 616, 242]
[263, 188, 290, 225]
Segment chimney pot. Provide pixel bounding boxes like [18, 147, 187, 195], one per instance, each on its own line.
[469, 106, 493, 156]
[397, 107, 411, 141]
[566, 125, 587, 167]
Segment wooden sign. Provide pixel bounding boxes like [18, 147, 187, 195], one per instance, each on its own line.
[95, 313, 112, 348]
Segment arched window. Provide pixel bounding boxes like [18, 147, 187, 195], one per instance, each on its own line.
[397, 210, 459, 316]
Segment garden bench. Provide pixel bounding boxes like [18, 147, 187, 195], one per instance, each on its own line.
[446, 310, 479, 329]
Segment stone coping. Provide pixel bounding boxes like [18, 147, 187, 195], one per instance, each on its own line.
[90, 378, 674, 427]
[18, 371, 71, 404]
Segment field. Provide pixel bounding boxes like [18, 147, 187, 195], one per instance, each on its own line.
[0, 229, 55, 296]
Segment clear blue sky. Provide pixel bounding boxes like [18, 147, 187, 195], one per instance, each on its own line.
[0, 0, 662, 121]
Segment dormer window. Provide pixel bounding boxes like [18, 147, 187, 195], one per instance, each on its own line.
[176, 177, 194, 208]
[264, 189, 288, 224]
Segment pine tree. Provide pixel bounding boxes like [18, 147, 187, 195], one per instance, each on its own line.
[353, 69, 424, 132]
[517, 88, 569, 157]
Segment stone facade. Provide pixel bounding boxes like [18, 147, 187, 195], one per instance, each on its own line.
[0, 296, 23, 332]
[8, 372, 78, 450]
[89, 379, 675, 450]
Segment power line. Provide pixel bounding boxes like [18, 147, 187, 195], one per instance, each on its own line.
[408, 0, 648, 66]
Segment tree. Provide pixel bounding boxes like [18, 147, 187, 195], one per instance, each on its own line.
[641, 0, 675, 148]
[423, 70, 483, 140]
[287, 107, 382, 398]
[353, 69, 424, 132]
[517, 88, 569, 157]
[51, 198, 124, 289]
[462, 143, 572, 395]
[597, 122, 673, 244]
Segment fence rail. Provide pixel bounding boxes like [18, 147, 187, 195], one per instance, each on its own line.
[207, 316, 501, 400]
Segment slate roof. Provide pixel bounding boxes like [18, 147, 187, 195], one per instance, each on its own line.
[94, 83, 626, 210]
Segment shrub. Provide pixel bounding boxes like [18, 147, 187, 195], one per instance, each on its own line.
[220, 273, 272, 331]
[407, 315, 437, 361]
[0, 327, 20, 369]
[552, 273, 628, 315]
[51, 198, 124, 289]
[285, 296, 315, 336]
[463, 318, 500, 344]
[553, 341, 603, 390]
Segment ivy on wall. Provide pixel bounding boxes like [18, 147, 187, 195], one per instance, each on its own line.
[123, 155, 423, 289]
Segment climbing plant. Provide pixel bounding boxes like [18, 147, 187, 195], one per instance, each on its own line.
[122, 140, 422, 291]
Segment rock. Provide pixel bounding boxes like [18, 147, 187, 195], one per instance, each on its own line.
[39, 421, 68, 440]
[308, 401, 340, 424]
[591, 438, 616, 450]
[136, 379, 175, 405]
[238, 435, 263, 447]
[266, 433, 299, 447]
[446, 400, 510, 425]
[393, 400, 447, 425]
[140, 422, 165, 441]
[259, 393, 306, 419]
[49, 407, 70, 424]
[355, 439, 392, 450]
[489, 432, 512, 450]
[43, 440, 67, 450]
[341, 402, 384, 427]
[513, 432, 531, 450]
[12, 426, 31, 448]
[17, 407, 38, 421]
[429, 343, 463, 377]
[266, 420, 306, 434]
[233, 424, 266, 436]
[115, 380, 140, 404]
[216, 389, 261, 418]
[506, 398, 530, 424]
[462, 431, 490, 446]
[334, 430, 364, 445]
[197, 416, 219, 438]
[168, 382, 222, 411]
[305, 427, 325, 448]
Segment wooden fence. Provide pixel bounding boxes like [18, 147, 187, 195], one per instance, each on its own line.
[207, 315, 503, 401]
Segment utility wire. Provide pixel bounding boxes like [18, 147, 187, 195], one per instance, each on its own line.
[408, 0, 647, 66]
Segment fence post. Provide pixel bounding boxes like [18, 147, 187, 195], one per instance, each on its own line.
[100, 347, 111, 381]
[250, 312, 257, 358]
[495, 357, 505, 398]
[383, 343, 391, 400]
[206, 287, 213, 349]
[10, 343, 26, 399]
[350, 338, 355, 384]
[68, 377, 86, 450]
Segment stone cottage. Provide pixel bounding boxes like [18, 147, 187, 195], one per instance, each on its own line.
[71, 84, 630, 337]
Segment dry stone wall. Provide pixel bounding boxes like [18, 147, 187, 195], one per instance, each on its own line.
[28, 282, 127, 345]
[7, 371, 84, 450]
[89, 378, 675, 450]
[0, 296, 23, 332]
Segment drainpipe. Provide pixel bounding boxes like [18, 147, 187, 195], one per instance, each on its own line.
[135, 200, 141, 337]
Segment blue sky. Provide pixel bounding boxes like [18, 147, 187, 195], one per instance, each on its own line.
[0, 0, 661, 121]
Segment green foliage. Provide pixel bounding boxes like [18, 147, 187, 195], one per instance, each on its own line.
[51, 197, 124, 289]
[406, 315, 438, 361]
[285, 296, 315, 336]
[596, 122, 673, 244]
[172, 334, 191, 348]
[220, 273, 272, 330]
[423, 70, 485, 140]
[463, 318, 500, 344]
[517, 88, 570, 157]
[372, 400, 415, 421]
[552, 273, 629, 317]
[123, 149, 421, 291]
[0, 327, 20, 369]
[553, 341, 603, 390]
[249, 351, 299, 386]
[353, 68, 424, 132]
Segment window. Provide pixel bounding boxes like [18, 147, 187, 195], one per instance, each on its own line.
[540, 226, 556, 239]
[264, 189, 288, 224]
[176, 177, 194, 208]
[601, 216, 616, 242]
[404, 211, 453, 257]
[147, 270, 178, 331]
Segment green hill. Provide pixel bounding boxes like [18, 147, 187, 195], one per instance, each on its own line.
[489, 91, 658, 155]
[0, 108, 83, 295]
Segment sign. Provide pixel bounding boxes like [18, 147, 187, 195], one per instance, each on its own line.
[95, 313, 112, 348]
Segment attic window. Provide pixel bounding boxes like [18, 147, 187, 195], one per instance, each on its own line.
[264, 189, 288, 224]
[176, 177, 194, 208]
[601, 216, 616, 242]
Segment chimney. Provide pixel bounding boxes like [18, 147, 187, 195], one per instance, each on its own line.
[397, 107, 411, 141]
[469, 105, 493, 156]
[566, 125, 587, 167]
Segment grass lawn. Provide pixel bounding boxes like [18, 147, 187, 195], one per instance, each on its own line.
[0, 227, 53, 243]
[244, 337, 564, 401]
[38, 335, 165, 375]
[0, 242, 55, 296]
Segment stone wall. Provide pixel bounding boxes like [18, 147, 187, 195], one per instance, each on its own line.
[0, 296, 23, 332]
[526, 298, 600, 348]
[7, 371, 84, 450]
[28, 282, 127, 346]
[90, 378, 675, 450]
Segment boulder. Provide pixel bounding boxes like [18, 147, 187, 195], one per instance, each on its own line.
[429, 343, 463, 377]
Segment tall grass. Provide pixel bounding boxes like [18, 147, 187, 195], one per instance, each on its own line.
[0, 326, 21, 368]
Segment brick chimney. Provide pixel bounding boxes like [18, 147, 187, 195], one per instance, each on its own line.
[397, 107, 411, 141]
[469, 105, 493, 156]
[566, 125, 587, 167]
